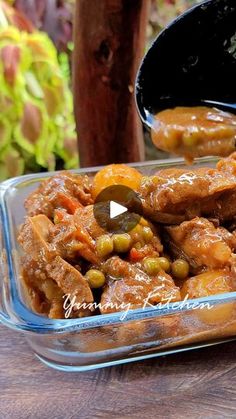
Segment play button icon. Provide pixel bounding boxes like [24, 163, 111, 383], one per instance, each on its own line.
[93, 185, 143, 233]
[110, 201, 128, 219]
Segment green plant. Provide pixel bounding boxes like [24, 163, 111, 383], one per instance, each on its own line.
[0, 1, 78, 180]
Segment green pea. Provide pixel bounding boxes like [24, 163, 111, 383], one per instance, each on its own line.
[130, 224, 144, 244]
[143, 257, 161, 276]
[142, 226, 154, 242]
[172, 259, 189, 279]
[96, 235, 113, 258]
[85, 269, 106, 288]
[112, 233, 132, 253]
[157, 257, 171, 272]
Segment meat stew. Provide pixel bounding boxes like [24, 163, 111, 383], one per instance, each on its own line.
[151, 106, 236, 162]
[17, 155, 236, 328]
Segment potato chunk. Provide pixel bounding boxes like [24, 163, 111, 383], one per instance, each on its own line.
[92, 164, 142, 198]
[181, 270, 235, 325]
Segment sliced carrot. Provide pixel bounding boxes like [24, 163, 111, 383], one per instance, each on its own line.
[54, 209, 68, 223]
[129, 248, 144, 262]
[129, 246, 159, 262]
[56, 192, 81, 214]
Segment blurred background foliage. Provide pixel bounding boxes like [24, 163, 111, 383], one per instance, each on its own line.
[0, 0, 199, 180]
[0, 0, 78, 180]
[148, 0, 201, 41]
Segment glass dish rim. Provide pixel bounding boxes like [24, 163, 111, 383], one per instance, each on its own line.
[1, 156, 236, 335]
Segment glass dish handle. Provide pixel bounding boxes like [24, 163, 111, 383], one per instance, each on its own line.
[0, 204, 9, 324]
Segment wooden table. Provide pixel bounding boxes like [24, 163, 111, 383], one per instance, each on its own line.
[1, 326, 236, 419]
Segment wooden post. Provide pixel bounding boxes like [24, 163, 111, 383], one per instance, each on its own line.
[73, 0, 149, 167]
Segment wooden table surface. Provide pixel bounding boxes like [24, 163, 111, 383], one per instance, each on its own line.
[1, 326, 236, 419]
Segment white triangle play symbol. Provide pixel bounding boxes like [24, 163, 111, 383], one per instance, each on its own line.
[110, 201, 128, 219]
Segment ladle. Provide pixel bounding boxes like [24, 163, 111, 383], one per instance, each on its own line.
[136, 0, 236, 128]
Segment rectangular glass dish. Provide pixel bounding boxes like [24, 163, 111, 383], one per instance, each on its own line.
[1, 157, 236, 372]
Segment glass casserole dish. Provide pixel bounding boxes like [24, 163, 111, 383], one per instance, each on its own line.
[1, 157, 236, 372]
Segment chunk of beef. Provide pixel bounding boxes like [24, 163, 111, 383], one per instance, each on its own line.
[21, 256, 93, 318]
[46, 256, 93, 305]
[206, 153, 236, 221]
[139, 169, 209, 221]
[21, 256, 64, 319]
[18, 214, 56, 262]
[51, 209, 100, 264]
[210, 191, 236, 222]
[100, 257, 180, 314]
[139, 162, 236, 224]
[18, 214, 94, 306]
[19, 211, 100, 265]
[25, 172, 93, 218]
[73, 205, 106, 239]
